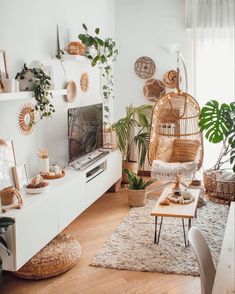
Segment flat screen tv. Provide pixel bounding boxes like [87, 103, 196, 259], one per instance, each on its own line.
[68, 103, 103, 163]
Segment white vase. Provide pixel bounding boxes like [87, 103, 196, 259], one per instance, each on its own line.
[39, 158, 49, 173]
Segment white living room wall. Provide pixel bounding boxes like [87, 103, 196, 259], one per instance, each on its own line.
[114, 0, 193, 120]
[0, 0, 115, 176]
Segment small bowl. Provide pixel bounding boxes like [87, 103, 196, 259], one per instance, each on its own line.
[24, 182, 49, 194]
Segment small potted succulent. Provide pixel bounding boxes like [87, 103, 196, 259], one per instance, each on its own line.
[124, 169, 155, 207]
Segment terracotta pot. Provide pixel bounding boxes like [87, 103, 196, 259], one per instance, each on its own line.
[128, 189, 146, 207]
[122, 160, 138, 184]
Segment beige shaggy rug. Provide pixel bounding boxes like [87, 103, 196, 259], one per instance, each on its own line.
[91, 199, 229, 276]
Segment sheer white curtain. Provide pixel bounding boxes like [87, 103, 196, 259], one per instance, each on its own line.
[186, 0, 234, 170]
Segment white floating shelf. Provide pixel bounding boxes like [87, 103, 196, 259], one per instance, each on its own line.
[62, 54, 89, 62]
[0, 89, 67, 102]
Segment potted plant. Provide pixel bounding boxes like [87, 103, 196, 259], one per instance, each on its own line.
[113, 104, 153, 183]
[199, 100, 235, 202]
[0, 217, 15, 288]
[15, 64, 55, 124]
[78, 23, 119, 126]
[124, 169, 155, 207]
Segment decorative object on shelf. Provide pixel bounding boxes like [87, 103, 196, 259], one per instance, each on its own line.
[80, 72, 89, 92]
[0, 69, 4, 93]
[0, 217, 15, 287]
[38, 148, 49, 173]
[65, 41, 86, 55]
[14, 233, 81, 280]
[78, 23, 119, 126]
[40, 169, 65, 180]
[24, 174, 49, 194]
[55, 24, 64, 60]
[103, 125, 117, 149]
[124, 169, 155, 207]
[113, 105, 153, 183]
[64, 80, 77, 103]
[15, 64, 55, 122]
[134, 56, 156, 79]
[12, 163, 29, 190]
[143, 78, 166, 102]
[0, 140, 16, 190]
[18, 103, 35, 135]
[0, 186, 23, 213]
[0, 49, 19, 93]
[163, 70, 180, 89]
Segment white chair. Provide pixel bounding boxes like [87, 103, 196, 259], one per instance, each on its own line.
[188, 227, 216, 294]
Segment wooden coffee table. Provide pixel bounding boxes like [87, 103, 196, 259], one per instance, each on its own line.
[151, 186, 200, 247]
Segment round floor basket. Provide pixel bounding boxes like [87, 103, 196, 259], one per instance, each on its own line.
[128, 190, 146, 207]
[203, 169, 235, 204]
[15, 234, 81, 280]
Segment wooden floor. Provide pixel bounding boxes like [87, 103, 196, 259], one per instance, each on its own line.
[2, 185, 200, 294]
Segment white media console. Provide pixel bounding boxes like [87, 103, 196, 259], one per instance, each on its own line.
[0, 150, 122, 271]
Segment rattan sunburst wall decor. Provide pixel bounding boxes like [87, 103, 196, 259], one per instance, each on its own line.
[80, 72, 89, 92]
[18, 103, 35, 135]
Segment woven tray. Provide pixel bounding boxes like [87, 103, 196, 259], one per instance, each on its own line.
[40, 170, 65, 180]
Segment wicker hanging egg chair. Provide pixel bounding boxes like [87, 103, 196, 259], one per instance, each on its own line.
[148, 69, 204, 173]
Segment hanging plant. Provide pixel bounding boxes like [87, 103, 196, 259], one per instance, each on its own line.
[78, 23, 119, 126]
[15, 64, 55, 124]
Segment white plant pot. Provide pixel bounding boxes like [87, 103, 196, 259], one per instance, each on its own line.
[39, 158, 49, 173]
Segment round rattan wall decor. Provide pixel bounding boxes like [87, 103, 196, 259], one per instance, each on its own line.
[163, 70, 181, 89]
[134, 56, 156, 79]
[143, 79, 166, 102]
[18, 103, 35, 135]
[80, 72, 89, 92]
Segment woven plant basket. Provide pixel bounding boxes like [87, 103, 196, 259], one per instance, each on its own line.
[0, 186, 15, 206]
[15, 234, 81, 280]
[203, 169, 235, 204]
[128, 189, 146, 207]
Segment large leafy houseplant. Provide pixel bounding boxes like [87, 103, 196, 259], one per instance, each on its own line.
[199, 100, 235, 172]
[113, 104, 153, 171]
[78, 24, 119, 126]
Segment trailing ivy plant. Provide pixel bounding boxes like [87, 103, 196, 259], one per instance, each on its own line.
[199, 100, 235, 172]
[78, 23, 119, 125]
[15, 64, 55, 123]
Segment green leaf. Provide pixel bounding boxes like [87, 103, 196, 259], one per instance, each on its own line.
[199, 100, 233, 143]
[82, 23, 87, 31]
[95, 28, 100, 35]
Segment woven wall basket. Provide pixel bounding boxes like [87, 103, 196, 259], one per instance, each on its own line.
[15, 234, 81, 280]
[128, 190, 146, 207]
[204, 169, 235, 204]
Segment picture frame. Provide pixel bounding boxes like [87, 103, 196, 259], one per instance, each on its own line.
[0, 140, 16, 190]
[12, 163, 29, 190]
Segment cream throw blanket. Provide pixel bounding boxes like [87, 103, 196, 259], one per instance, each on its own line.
[151, 160, 197, 180]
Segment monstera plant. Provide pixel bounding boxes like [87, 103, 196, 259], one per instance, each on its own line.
[199, 100, 235, 172]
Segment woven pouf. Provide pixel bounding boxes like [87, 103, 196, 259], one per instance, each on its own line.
[15, 234, 81, 280]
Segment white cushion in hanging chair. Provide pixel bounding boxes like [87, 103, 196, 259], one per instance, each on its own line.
[151, 160, 197, 180]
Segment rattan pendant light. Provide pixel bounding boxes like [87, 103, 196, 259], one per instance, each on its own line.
[148, 52, 204, 168]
